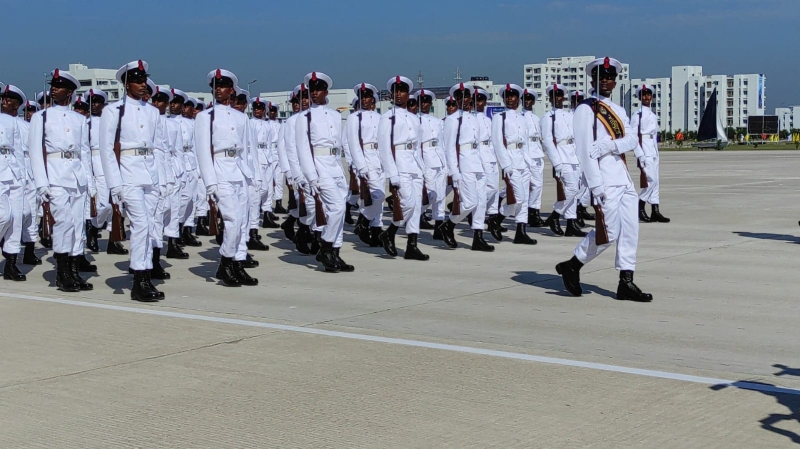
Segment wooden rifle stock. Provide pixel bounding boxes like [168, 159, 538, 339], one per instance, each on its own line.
[554, 167, 566, 202]
[421, 182, 429, 206]
[592, 197, 609, 246]
[110, 102, 125, 241]
[390, 185, 402, 222]
[287, 184, 297, 211]
[40, 109, 55, 237]
[451, 187, 462, 216]
[503, 172, 517, 205]
[313, 193, 327, 226]
[348, 167, 359, 194]
[208, 199, 220, 236]
[298, 189, 307, 218]
[90, 197, 97, 218]
[359, 175, 372, 206]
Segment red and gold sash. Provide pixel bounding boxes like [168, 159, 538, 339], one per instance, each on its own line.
[585, 98, 625, 139]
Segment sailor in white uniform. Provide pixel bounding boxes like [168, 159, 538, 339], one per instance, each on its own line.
[473, 88, 501, 243]
[246, 96, 272, 250]
[416, 89, 447, 241]
[631, 84, 669, 223]
[0, 84, 28, 281]
[19, 99, 42, 265]
[521, 89, 546, 228]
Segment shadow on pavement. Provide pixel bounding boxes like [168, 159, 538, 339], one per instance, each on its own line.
[733, 231, 800, 243]
[511, 270, 618, 300]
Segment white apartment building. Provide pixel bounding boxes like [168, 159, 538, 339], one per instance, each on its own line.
[69, 63, 125, 101]
[776, 106, 800, 132]
[523, 56, 631, 116]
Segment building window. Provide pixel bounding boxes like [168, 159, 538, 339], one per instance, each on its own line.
[534, 68, 540, 74]
[743, 90, 747, 95]
[534, 75, 540, 81]
[97, 80, 108, 85]
[534, 83, 541, 89]
[526, 68, 531, 73]
[743, 80, 748, 86]
[80, 80, 91, 87]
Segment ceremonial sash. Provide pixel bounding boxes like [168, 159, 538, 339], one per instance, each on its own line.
[586, 99, 625, 139]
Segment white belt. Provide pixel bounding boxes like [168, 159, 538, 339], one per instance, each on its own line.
[557, 138, 575, 145]
[313, 147, 339, 157]
[119, 148, 153, 157]
[458, 143, 479, 150]
[393, 142, 415, 151]
[91, 149, 101, 156]
[529, 136, 540, 143]
[642, 135, 654, 140]
[0, 146, 14, 155]
[270, 144, 278, 150]
[258, 143, 267, 149]
[362, 142, 378, 150]
[48, 150, 79, 159]
[421, 140, 439, 149]
[215, 147, 241, 158]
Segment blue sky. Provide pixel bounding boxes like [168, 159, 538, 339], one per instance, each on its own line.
[6, 0, 799, 108]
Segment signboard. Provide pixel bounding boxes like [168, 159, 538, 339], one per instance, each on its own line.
[747, 115, 779, 135]
[757, 75, 764, 109]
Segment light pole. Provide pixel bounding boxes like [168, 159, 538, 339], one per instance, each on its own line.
[246, 79, 257, 115]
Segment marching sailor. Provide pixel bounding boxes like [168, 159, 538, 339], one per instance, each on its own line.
[0, 84, 28, 280]
[473, 88, 502, 243]
[631, 84, 670, 223]
[521, 89, 546, 228]
[20, 99, 42, 265]
[417, 89, 447, 241]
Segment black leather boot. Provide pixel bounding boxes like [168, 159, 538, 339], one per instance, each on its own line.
[76, 254, 96, 272]
[182, 226, 202, 247]
[471, 230, 495, 252]
[243, 253, 259, 268]
[575, 214, 586, 228]
[107, 240, 129, 255]
[3, 252, 26, 281]
[544, 211, 564, 236]
[261, 211, 279, 228]
[315, 241, 340, 272]
[565, 219, 587, 237]
[131, 270, 161, 302]
[247, 229, 269, 251]
[86, 220, 99, 252]
[380, 224, 398, 257]
[281, 215, 297, 242]
[432, 220, 444, 240]
[420, 215, 434, 230]
[310, 231, 322, 255]
[215, 257, 242, 287]
[442, 220, 458, 249]
[295, 224, 311, 255]
[555, 256, 583, 297]
[345, 203, 355, 225]
[69, 256, 93, 291]
[650, 205, 670, 223]
[639, 200, 651, 223]
[369, 227, 383, 247]
[54, 253, 79, 292]
[528, 208, 545, 227]
[215, 221, 224, 245]
[354, 214, 371, 245]
[274, 200, 288, 214]
[150, 247, 171, 280]
[41, 236, 53, 249]
[166, 237, 189, 259]
[333, 248, 355, 272]
[232, 260, 258, 285]
[577, 204, 595, 221]
[488, 214, 504, 242]
[404, 234, 429, 261]
[616, 270, 653, 302]
[176, 223, 186, 246]
[22, 242, 42, 265]
[144, 270, 165, 299]
[513, 223, 537, 245]
[195, 216, 210, 236]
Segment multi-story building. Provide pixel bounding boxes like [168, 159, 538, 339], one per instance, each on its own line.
[69, 63, 125, 102]
[523, 56, 631, 116]
[776, 106, 800, 132]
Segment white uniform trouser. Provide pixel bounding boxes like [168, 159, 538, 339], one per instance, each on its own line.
[484, 162, 500, 216]
[0, 182, 23, 254]
[393, 173, 423, 234]
[152, 186, 167, 250]
[639, 156, 660, 205]
[502, 168, 531, 224]
[272, 164, 284, 207]
[21, 181, 39, 243]
[348, 169, 360, 206]
[260, 162, 276, 213]
[317, 176, 348, 248]
[528, 157, 544, 209]
[248, 184, 261, 230]
[450, 172, 486, 230]
[554, 163, 580, 219]
[179, 170, 197, 225]
[424, 166, 447, 221]
[574, 184, 638, 271]
[195, 176, 208, 218]
[217, 181, 248, 261]
[123, 184, 159, 270]
[50, 185, 87, 257]
[164, 182, 182, 239]
[90, 175, 112, 230]
[360, 169, 386, 228]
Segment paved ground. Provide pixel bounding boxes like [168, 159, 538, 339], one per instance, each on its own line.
[2, 150, 800, 448]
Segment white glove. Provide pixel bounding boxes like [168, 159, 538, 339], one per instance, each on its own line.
[309, 179, 320, 196]
[89, 185, 97, 198]
[503, 167, 515, 177]
[590, 186, 606, 206]
[295, 177, 309, 194]
[638, 157, 647, 169]
[358, 167, 370, 182]
[159, 184, 168, 198]
[388, 176, 400, 188]
[554, 164, 563, 179]
[37, 186, 51, 202]
[206, 184, 219, 203]
[590, 140, 617, 159]
[285, 174, 294, 187]
[110, 186, 124, 205]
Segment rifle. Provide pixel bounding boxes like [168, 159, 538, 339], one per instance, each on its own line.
[305, 112, 327, 226]
[207, 102, 220, 236]
[287, 183, 297, 210]
[356, 110, 372, 207]
[349, 166, 359, 195]
[88, 92, 97, 218]
[388, 103, 403, 222]
[551, 111, 566, 202]
[591, 76, 610, 246]
[417, 92, 429, 208]
[40, 107, 55, 239]
[500, 112, 517, 205]
[421, 183, 429, 206]
[109, 92, 126, 243]
[637, 109, 648, 188]
[450, 106, 465, 217]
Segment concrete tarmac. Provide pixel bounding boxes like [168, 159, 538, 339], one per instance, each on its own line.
[2, 150, 800, 448]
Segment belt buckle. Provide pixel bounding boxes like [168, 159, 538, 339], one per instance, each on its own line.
[258, 143, 266, 149]
[226, 149, 237, 157]
[567, 138, 574, 145]
[431, 139, 438, 147]
[515, 143, 524, 149]
[136, 149, 148, 156]
[471, 143, 478, 149]
[405, 143, 413, 150]
[0, 148, 10, 155]
[63, 151, 75, 160]
[330, 147, 339, 156]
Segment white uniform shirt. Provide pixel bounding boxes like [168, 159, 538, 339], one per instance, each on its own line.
[98, 98, 160, 189]
[194, 103, 258, 187]
[630, 107, 659, 158]
[163, 115, 184, 181]
[345, 110, 380, 173]
[28, 104, 92, 190]
[176, 116, 197, 172]
[541, 108, 578, 167]
[267, 119, 281, 163]
[378, 107, 424, 182]
[153, 115, 172, 186]
[87, 115, 104, 177]
[15, 117, 33, 182]
[418, 113, 445, 169]
[444, 110, 483, 176]
[492, 109, 530, 171]
[294, 104, 344, 183]
[475, 111, 496, 167]
[522, 110, 544, 159]
[276, 119, 291, 174]
[250, 117, 273, 165]
[574, 95, 638, 189]
[0, 113, 23, 182]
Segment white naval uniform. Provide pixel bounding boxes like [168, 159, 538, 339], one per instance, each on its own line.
[522, 109, 544, 210]
[152, 114, 172, 249]
[194, 103, 259, 261]
[630, 107, 661, 205]
[16, 117, 39, 245]
[176, 115, 199, 226]
[251, 116, 272, 229]
[28, 105, 93, 257]
[163, 114, 184, 239]
[444, 109, 486, 229]
[378, 107, 424, 233]
[541, 108, 581, 219]
[419, 113, 446, 221]
[264, 119, 282, 212]
[284, 112, 316, 226]
[493, 109, 531, 224]
[346, 109, 384, 227]
[342, 120, 359, 207]
[280, 113, 305, 220]
[572, 95, 639, 270]
[294, 103, 347, 248]
[88, 115, 113, 233]
[0, 114, 25, 255]
[98, 98, 160, 271]
[476, 111, 499, 216]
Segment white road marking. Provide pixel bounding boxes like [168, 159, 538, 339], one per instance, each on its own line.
[4, 291, 798, 396]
